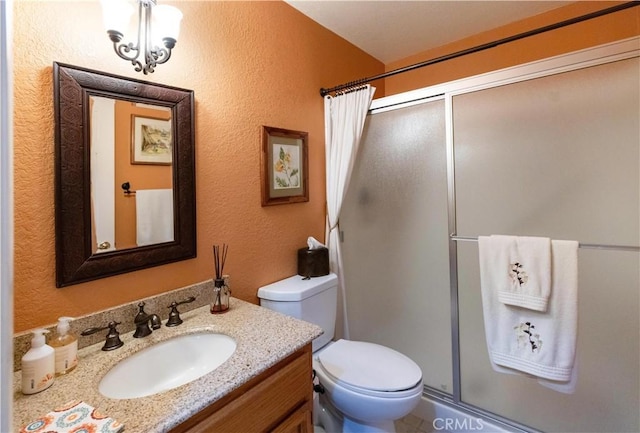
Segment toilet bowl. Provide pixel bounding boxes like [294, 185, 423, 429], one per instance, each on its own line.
[258, 274, 423, 433]
[314, 339, 423, 432]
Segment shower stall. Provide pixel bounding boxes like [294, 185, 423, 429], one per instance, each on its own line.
[340, 39, 639, 432]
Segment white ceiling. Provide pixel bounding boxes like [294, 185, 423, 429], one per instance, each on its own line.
[285, 1, 573, 64]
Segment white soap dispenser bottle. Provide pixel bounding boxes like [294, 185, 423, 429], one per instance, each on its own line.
[50, 317, 78, 376]
[21, 329, 55, 394]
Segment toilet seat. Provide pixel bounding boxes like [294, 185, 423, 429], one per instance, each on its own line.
[317, 339, 422, 397]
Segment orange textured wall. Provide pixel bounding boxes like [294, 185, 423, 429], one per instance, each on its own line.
[384, 2, 640, 95]
[12, 0, 384, 332]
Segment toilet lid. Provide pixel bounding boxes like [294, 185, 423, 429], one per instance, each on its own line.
[317, 339, 422, 392]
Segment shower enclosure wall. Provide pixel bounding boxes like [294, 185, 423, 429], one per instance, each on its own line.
[340, 38, 639, 432]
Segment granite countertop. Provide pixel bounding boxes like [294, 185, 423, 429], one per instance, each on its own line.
[13, 298, 322, 432]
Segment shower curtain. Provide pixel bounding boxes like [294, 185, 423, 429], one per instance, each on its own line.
[323, 85, 375, 339]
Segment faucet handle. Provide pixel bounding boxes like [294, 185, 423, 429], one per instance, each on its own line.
[166, 296, 196, 327]
[81, 321, 124, 351]
[173, 296, 196, 307]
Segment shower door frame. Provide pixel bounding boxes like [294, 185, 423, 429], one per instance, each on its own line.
[368, 36, 640, 431]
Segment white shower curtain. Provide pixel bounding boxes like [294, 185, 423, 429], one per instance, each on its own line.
[324, 85, 376, 339]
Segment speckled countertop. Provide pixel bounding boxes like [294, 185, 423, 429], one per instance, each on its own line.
[13, 298, 322, 433]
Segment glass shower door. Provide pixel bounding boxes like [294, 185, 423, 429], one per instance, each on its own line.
[453, 58, 640, 432]
[340, 99, 452, 393]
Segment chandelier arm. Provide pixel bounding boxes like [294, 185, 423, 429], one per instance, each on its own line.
[152, 47, 172, 65]
[113, 42, 140, 63]
[132, 60, 144, 74]
[143, 62, 155, 74]
[142, 46, 172, 74]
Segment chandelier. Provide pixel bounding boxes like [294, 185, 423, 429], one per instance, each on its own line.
[100, 0, 183, 74]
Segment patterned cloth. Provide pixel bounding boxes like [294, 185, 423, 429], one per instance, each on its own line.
[20, 401, 124, 433]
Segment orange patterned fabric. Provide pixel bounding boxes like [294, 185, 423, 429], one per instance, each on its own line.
[20, 401, 123, 433]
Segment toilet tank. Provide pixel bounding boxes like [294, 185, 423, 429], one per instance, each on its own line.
[257, 273, 337, 352]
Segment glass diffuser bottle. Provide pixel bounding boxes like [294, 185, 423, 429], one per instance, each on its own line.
[211, 277, 230, 313]
[211, 244, 230, 314]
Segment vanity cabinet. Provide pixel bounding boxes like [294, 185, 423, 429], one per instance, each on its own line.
[170, 344, 313, 433]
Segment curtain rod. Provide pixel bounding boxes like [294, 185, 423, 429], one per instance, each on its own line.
[319, 1, 639, 97]
[450, 235, 640, 252]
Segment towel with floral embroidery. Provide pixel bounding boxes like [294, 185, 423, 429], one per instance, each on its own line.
[478, 238, 579, 386]
[481, 235, 552, 312]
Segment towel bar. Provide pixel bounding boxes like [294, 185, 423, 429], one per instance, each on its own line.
[449, 234, 640, 252]
[121, 182, 137, 195]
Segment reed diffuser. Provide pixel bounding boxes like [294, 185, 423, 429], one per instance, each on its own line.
[211, 244, 230, 314]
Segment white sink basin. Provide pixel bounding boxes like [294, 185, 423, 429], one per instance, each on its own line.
[99, 332, 236, 399]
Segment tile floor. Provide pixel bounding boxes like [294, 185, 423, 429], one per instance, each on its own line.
[395, 413, 436, 433]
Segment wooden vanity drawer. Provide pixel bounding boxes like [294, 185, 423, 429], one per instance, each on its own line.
[171, 344, 313, 433]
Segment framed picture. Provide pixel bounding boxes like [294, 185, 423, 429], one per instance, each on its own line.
[261, 126, 309, 206]
[131, 115, 172, 165]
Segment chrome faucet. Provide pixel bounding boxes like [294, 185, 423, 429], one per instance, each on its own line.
[133, 302, 161, 338]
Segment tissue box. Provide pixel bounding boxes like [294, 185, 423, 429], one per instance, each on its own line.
[297, 247, 329, 277]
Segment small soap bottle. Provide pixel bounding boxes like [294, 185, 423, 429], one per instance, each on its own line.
[50, 317, 78, 376]
[21, 329, 55, 395]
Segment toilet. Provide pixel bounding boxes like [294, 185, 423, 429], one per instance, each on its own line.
[258, 273, 423, 433]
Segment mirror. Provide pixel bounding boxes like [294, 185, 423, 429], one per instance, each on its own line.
[90, 96, 174, 254]
[54, 62, 196, 287]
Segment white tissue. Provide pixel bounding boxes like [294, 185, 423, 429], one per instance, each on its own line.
[307, 236, 326, 250]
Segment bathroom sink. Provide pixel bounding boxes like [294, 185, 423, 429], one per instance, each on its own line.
[99, 332, 236, 399]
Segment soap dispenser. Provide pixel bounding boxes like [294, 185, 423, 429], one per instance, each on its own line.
[50, 317, 78, 376]
[21, 329, 55, 394]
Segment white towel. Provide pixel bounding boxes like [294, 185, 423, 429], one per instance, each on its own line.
[480, 235, 551, 312]
[135, 189, 174, 247]
[486, 348, 579, 394]
[479, 238, 579, 388]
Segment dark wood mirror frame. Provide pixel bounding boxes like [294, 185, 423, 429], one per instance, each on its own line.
[53, 62, 196, 287]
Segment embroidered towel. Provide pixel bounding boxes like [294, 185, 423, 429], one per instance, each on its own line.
[486, 347, 579, 394]
[20, 400, 124, 433]
[480, 235, 551, 312]
[479, 238, 579, 383]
